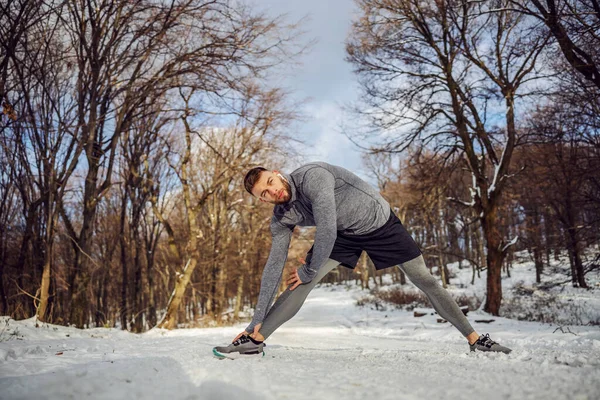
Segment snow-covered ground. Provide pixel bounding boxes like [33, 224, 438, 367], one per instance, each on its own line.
[1, 254, 600, 400]
[367, 250, 600, 326]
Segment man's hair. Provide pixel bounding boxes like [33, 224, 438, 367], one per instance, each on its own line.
[244, 167, 267, 195]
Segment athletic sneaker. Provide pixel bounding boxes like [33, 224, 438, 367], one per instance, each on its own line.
[470, 333, 512, 354]
[213, 335, 265, 359]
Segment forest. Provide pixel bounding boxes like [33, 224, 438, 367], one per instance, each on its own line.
[0, 0, 598, 332]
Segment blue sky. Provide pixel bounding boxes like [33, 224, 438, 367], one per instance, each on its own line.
[249, 0, 369, 178]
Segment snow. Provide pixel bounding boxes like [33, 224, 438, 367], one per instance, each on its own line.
[1, 253, 600, 400]
[502, 235, 519, 252]
[488, 163, 500, 198]
[487, 144, 508, 199]
[469, 171, 478, 204]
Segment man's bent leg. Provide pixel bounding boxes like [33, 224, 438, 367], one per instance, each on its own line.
[398, 255, 475, 337]
[259, 258, 340, 340]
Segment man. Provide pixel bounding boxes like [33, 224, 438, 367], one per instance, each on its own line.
[214, 162, 511, 357]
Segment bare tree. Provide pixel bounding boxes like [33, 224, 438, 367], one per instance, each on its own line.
[0, 0, 303, 327]
[155, 84, 291, 329]
[54, 0, 299, 328]
[0, 149, 18, 314]
[114, 100, 168, 331]
[509, 0, 600, 89]
[0, 0, 55, 115]
[1, 0, 82, 322]
[347, 0, 548, 314]
[525, 104, 597, 287]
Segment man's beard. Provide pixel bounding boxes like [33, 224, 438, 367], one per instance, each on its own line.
[273, 176, 292, 205]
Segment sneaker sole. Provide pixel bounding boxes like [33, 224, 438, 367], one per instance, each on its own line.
[212, 347, 265, 360]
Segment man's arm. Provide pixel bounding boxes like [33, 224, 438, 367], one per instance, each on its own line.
[296, 168, 337, 283]
[245, 217, 293, 333]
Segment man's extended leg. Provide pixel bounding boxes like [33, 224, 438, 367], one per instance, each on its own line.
[398, 255, 474, 337]
[258, 258, 340, 340]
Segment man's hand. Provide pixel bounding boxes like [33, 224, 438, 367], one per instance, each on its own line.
[249, 323, 263, 341]
[232, 323, 263, 343]
[287, 257, 306, 291]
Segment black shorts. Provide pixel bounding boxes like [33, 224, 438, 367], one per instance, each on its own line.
[306, 209, 422, 270]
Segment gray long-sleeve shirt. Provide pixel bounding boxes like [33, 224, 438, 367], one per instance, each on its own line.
[246, 162, 390, 332]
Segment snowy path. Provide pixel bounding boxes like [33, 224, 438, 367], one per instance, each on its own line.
[1, 284, 600, 400]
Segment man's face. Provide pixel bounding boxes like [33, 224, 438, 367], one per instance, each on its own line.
[251, 170, 292, 204]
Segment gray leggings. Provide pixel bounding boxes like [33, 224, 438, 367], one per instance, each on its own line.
[259, 255, 475, 339]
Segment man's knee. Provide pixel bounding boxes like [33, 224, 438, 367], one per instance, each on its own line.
[399, 257, 440, 290]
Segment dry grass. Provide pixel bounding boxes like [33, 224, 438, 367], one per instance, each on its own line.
[357, 286, 482, 312]
[358, 283, 600, 326]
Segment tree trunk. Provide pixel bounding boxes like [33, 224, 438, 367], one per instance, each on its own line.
[483, 209, 503, 315]
[0, 236, 7, 314]
[233, 272, 244, 320]
[15, 205, 35, 314]
[156, 114, 204, 329]
[532, 209, 544, 283]
[158, 258, 198, 329]
[37, 256, 52, 321]
[146, 245, 157, 328]
[564, 184, 588, 288]
[133, 226, 144, 332]
[436, 225, 448, 287]
[361, 255, 370, 290]
[216, 264, 227, 318]
[101, 266, 110, 326]
[444, 264, 451, 285]
[478, 228, 485, 277]
[439, 256, 447, 288]
[70, 208, 96, 328]
[95, 272, 104, 327]
[544, 214, 552, 265]
[565, 228, 587, 288]
[534, 246, 544, 284]
[505, 250, 512, 278]
[464, 222, 471, 263]
[437, 193, 448, 287]
[37, 197, 58, 322]
[119, 193, 129, 330]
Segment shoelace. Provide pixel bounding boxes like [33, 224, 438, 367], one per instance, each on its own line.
[233, 335, 250, 346]
[478, 333, 497, 348]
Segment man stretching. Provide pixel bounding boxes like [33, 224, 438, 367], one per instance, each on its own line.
[214, 162, 511, 357]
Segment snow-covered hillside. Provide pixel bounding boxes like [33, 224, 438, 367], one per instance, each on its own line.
[1, 254, 599, 400]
